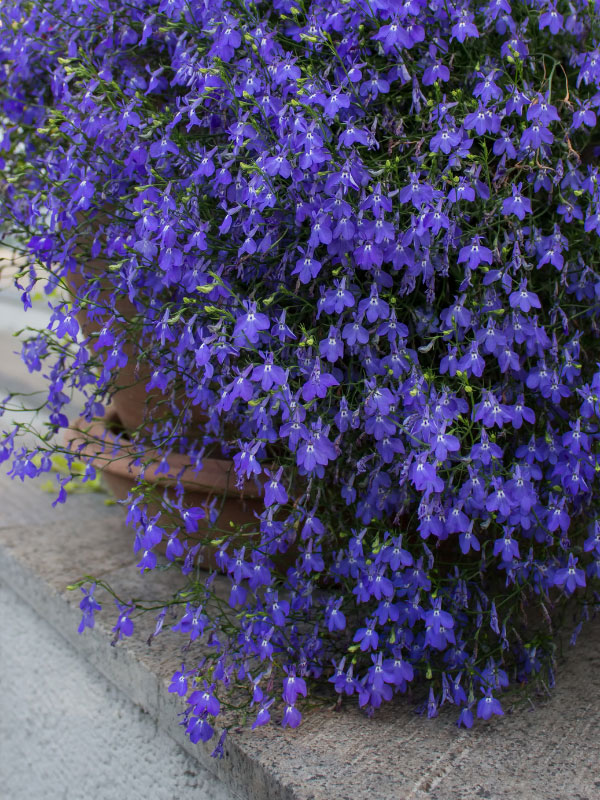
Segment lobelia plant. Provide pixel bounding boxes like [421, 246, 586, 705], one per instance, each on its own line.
[3, 0, 600, 752]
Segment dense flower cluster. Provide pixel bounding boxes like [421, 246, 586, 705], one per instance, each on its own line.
[2, 0, 600, 745]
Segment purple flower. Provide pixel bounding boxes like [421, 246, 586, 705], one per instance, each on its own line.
[252, 700, 274, 730]
[233, 302, 270, 346]
[300, 361, 339, 402]
[233, 441, 262, 478]
[293, 253, 321, 284]
[423, 60, 450, 86]
[137, 548, 157, 573]
[187, 714, 214, 744]
[425, 598, 454, 633]
[572, 101, 596, 130]
[410, 458, 444, 496]
[458, 237, 493, 271]
[326, 599, 347, 632]
[282, 704, 302, 729]
[324, 91, 350, 118]
[78, 584, 101, 634]
[342, 315, 369, 345]
[476, 691, 503, 720]
[457, 706, 474, 728]
[264, 467, 288, 507]
[301, 541, 325, 574]
[493, 530, 520, 561]
[520, 122, 553, 150]
[430, 126, 462, 154]
[149, 135, 179, 158]
[169, 664, 193, 697]
[189, 683, 221, 717]
[431, 427, 460, 460]
[322, 278, 355, 314]
[319, 326, 344, 363]
[458, 343, 485, 378]
[459, 524, 481, 554]
[111, 603, 134, 643]
[503, 183, 532, 220]
[451, 11, 479, 43]
[539, 6, 564, 35]
[526, 95, 560, 125]
[399, 171, 436, 209]
[252, 355, 286, 391]
[50, 306, 79, 340]
[211, 729, 228, 760]
[553, 554, 586, 594]
[509, 280, 541, 312]
[282, 668, 308, 704]
[358, 285, 390, 323]
[464, 103, 500, 135]
[271, 310, 296, 342]
[353, 619, 379, 652]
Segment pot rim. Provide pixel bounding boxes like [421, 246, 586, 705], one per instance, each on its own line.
[64, 409, 263, 498]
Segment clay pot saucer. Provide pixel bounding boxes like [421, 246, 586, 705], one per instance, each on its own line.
[64, 409, 263, 566]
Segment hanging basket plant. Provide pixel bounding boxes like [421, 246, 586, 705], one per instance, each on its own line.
[2, 0, 600, 750]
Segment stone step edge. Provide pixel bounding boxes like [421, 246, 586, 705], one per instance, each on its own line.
[0, 531, 294, 800]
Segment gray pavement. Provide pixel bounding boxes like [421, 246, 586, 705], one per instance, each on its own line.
[1, 581, 232, 800]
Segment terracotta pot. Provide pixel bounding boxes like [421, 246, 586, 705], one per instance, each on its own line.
[65, 409, 263, 568]
[67, 254, 206, 436]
